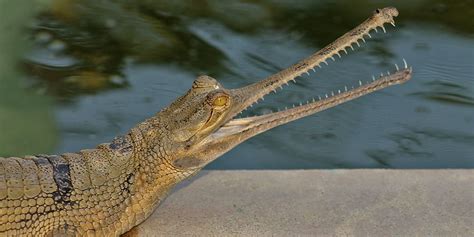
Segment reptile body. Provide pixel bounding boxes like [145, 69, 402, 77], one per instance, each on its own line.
[0, 7, 412, 236]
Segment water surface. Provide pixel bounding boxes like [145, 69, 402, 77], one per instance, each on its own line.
[1, 0, 473, 169]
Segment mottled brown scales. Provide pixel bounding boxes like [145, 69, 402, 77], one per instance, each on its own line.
[0, 7, 412, 236]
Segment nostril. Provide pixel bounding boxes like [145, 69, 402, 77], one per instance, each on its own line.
[375, 9, 381, 14]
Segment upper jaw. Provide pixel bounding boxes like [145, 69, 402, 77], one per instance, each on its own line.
[226, 7, 400, 121]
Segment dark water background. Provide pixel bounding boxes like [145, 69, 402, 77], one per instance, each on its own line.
[0, 0, 473, 169]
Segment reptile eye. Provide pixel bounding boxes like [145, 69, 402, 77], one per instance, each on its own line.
[212, 95, 228, 107]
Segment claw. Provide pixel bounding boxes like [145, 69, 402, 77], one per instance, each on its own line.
[395, 63, 399, 71]
[403, 58, 408, 68]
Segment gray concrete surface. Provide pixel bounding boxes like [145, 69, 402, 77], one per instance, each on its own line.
[130, 170, 473, 236]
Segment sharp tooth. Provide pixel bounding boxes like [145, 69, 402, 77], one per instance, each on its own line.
[299, 102, 302, 106]
[343, 48, 348, 54]
[355, 41, 360, 47]
[305, 71, 310, 76]
[374, 27, 378, 33]
[358, 80, 362, 86]
[272, 89, 277, 93]
[331, 91, 334, 96]
[311, 68, 316, 72]
[279, 85, 283, 90]
[395, 63, 399, 71]
[344, 86, 348, 91]
[291, 79, 296, 83]
[387, 71, 391, 75]
[323, 60, 328, 65]
[372, 75, 376, 81]
[325, 94, 328, 98]
[361, 38, 366, 43]
[391, 22, 396, 27]
[338, 89, 341, 94]
[403, 58, 408, 68]
[381, 26, 386, 33]
[350, 45, 354, 50]
[317, 64, 322, 68]
[330, 56, 335, 61]
[367, 33, 372, 38]
[380, 72, 384, 77]
[312, 98, 315, 102]
[318, 96, 321, 100]
[292, 104, 295, 108]
[336, 52, 341, 58]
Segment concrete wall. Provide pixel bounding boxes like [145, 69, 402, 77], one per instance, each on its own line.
[128, 170, 473, 236]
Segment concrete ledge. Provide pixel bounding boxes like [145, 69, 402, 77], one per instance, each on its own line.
[131, 170, 473, 236]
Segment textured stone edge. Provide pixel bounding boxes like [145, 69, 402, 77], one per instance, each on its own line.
[127, 170, 474, 236]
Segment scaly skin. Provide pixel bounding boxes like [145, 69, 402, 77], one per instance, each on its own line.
[0, 7, 412, 236]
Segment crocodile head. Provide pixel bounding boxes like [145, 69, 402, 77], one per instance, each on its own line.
[156, 7, 412, 170]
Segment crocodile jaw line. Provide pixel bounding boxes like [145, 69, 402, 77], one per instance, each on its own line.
[198, 7, 412, 158]
[213, 67, 412, 141]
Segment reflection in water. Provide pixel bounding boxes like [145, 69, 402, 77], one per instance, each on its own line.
[1, 0, 473, 168]
[411, 80, 474, 106]
[367, 126, 474, 168]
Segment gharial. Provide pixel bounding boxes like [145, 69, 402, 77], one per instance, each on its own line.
[0, 7, 412, 237]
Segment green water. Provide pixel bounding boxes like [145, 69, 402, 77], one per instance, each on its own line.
[1, 0, 473, 169]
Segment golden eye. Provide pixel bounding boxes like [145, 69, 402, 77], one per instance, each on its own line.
[212, 96, 228, 107]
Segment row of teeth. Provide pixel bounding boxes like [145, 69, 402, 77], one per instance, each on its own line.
[241, 21, 397, 113]
[298, 23, 396, 79]
[243, 59, 409, 117]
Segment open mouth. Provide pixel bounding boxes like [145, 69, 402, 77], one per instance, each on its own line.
[215, 64, 411, 139]
[205, 7, 412, 143]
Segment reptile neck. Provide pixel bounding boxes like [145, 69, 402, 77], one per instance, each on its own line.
[119, 118, 194, 230]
